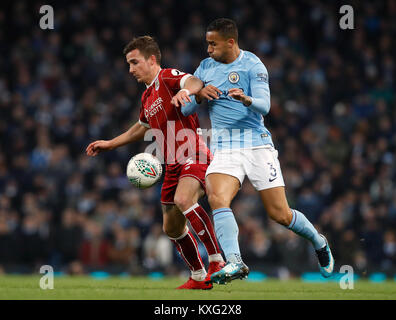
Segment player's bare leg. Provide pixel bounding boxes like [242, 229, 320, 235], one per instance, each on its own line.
[162, 204, 212, 289]
[205, 173, 249, 284]
[174, 177, 224, 277]
[257, 186, 292, 226]
[259, 186, 335, 277]
[162, 204, 187, 239]
[205, 173, 240, 210]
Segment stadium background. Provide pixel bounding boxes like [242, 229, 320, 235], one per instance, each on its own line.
[0, 0, 395, 280]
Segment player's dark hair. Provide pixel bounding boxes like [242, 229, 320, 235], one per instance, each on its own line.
[207, 18, 238, 42]
[123, 36, 161, 64]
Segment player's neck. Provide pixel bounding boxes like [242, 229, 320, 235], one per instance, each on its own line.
[224, 47, 241, 64]
[145, 66, 161, 87]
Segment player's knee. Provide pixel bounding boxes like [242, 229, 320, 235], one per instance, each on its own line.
[207, 192, 230, 210]
[162, 221, 185, 239]
[277, 214, 292, 227]
[267, 206, 292, 226]
[174, 194, 194, 212]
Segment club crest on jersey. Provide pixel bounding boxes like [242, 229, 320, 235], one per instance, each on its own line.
[155, 78, 160, 91]
[228, 71, 240, 83]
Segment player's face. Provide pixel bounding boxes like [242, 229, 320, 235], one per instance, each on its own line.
[206, 31, 231, 63]
[126, 49, 152, 84]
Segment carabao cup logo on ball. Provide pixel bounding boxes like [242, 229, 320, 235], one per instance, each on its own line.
[135, 159, 158, 177]
[228, 71, 240, 83]
[126, 153, 162, 189]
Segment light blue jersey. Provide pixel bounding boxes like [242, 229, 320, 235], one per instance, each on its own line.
[183, 50, 274, 152]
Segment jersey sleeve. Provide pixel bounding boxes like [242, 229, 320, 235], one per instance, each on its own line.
[161, 68, 192, 91]
[181, 95, 200, 116]
[138, 106, 150, 128]
[247, 62, 271, 115]
[193, 63, 203, 80]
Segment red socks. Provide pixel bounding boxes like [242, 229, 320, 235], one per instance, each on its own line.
[169, 204, 223, 279]
[183, 203, 222, 257]
[170, 227, 205, 271]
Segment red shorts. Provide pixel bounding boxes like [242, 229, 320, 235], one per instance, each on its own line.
[160, 162, 209, 205]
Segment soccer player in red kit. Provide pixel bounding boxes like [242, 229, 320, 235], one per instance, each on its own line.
[86, 36, 224, 289]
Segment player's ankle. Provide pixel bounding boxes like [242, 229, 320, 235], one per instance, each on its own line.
[208, 253, 224, 263]
[226, 253, 243, 264]
[191, 269, 207, 281]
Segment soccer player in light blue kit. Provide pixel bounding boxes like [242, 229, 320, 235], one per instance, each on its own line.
[182, 18, 335, 284]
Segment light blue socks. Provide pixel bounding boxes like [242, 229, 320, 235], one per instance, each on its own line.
[212, 208, 242, 263]
[288, 209, 326, 250]
[212, 207, 325, 262]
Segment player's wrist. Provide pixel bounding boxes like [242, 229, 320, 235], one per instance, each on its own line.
[243, 96, 252, 107]
[180, 88, 190, 96]
[108, 140, 117, 150]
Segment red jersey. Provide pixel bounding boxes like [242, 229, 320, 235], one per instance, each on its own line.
[139, 68, 210, 166]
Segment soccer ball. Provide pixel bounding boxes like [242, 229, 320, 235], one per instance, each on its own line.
[126, 153, 162, 189]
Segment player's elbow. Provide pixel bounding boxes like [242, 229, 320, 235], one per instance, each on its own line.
[250, 98, 270, 116]
[263, 103, 270, 116]
[183, 76, 203, 94]
[258, 101, 270, 116]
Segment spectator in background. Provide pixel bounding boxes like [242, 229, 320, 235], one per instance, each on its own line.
[79, 220, 111, 272]
[382, 230, 396, 271]
[107, 224, 137, 273]
[53, 208, 84, 271]
[274, 228, 309, 277]
[0, 210, 22, 271]
[142, 223, 173, 273]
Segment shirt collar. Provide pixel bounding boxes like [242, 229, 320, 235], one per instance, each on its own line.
[231, 49, 244, 65]
[146, 68, 162, 88]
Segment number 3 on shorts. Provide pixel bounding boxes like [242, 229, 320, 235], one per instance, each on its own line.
[267, 162, 277, 182]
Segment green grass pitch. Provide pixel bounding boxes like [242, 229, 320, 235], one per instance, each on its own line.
[0, 275, 395, 300]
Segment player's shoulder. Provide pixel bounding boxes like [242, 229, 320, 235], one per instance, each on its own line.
[160, 68, 187, 77]
[241, 50, 264, 67]
[197, 57, 217, 70]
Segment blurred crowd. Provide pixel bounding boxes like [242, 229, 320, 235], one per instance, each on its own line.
[0, 0, 395, 278]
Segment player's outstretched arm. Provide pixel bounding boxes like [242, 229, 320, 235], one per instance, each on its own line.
[86, 121, 149, 156]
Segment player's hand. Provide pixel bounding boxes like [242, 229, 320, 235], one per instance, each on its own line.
[171, 89, 192, 107]
[86, 140, 113, 156]
[196, 85, 222, 101]
[228, 88, 252, 106]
